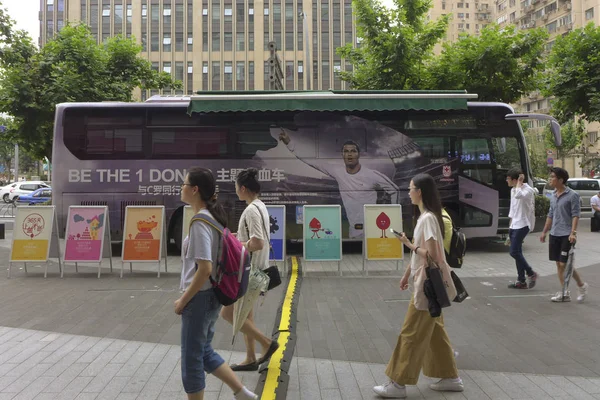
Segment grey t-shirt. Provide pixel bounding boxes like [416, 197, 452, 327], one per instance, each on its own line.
[548, 187, 581, 237]
[180, 209, 220, 291]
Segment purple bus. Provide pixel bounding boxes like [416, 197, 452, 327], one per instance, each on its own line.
[51, 91, 560, 249]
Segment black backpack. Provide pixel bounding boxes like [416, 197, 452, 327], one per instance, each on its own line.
[442, 214, 467, 268]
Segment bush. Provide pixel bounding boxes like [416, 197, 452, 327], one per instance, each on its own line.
[535, 195, 550, 218]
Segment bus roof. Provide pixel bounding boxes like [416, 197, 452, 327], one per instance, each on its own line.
[187, 90, 479, 115]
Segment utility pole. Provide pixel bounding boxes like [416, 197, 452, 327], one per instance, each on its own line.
[268, 41, 285, 90]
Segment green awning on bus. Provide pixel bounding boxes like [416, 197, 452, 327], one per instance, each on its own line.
[187, 90, 478, 115]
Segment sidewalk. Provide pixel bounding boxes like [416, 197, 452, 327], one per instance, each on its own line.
[1, 326, 600, 399]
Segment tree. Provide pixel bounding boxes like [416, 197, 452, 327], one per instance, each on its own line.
[337, 0, 449, 89]
[0, 21, 180, 161]
[545, 118, 585, 166]
[425, 25, 548, 103]
[545, 23, 600, 123]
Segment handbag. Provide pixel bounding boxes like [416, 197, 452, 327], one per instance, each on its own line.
[424, 253, 452, 310]
[451, 271, 468, 303]
[246, 203, 282, 291]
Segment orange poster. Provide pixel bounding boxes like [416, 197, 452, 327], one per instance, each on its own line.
[122, 206, 165, 262]
[10, 206, 55, 262]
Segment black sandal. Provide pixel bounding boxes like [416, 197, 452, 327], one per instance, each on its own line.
[258, 341, 280, 365]
[230, 361, 259, 371]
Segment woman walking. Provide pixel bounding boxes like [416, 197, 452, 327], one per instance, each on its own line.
[176, 167, 258, 400]
[220, 168, 279, 371]
[373, 173, 463, 398]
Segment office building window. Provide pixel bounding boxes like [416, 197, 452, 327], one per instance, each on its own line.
[585, 7, 594, 20]
[248, 61, 254, 90]
[163, 33, 171, 51]
[175, 1, 184, 51]
[163, 62, 171, 75]
[333, 60, 341, 89]
[212, 61, 221, 90]
[224, 32, 232, 51]
[151, 1, 159, 51]
[236, 61, 245, 90]
[202, 61, 208, 90]
[298, 61, 303, 89]
[322, 61, 330, 89]
[141, 2, 147, 50]
[126, 2, 132, 37]
[81, 0, 87, 22]
[249, 31, 254, 50]
[187, 2, 193, 51]
[187, 61, 193, 94]
[286, 61, 294, 90]
[224, 61, 233, 90]
[236, 32, 245, 51]
[264, 61, 270, 89]
[203, 0, 208, 51]
[212, 32, 220, 51]
[114, 3, 123, 34]
[297, 0, 303, 51]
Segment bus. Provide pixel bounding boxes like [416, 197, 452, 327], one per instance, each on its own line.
[52, 90, 561, 249]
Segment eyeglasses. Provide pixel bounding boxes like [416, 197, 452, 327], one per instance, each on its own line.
[181, 183, 193, 187]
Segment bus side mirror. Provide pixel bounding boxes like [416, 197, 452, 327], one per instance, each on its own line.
[505, 113, 562, 147]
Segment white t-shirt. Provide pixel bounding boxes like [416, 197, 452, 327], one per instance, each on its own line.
[509, 183, 536, 230]
[591, 194, 600, 211]
[237, 199, 270, 271]
[410, 212, 444, 272]
[287, 142, 398, 238]
[180, 209, 220, 291]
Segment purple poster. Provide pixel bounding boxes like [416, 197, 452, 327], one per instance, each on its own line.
[64, 206, 108, 262]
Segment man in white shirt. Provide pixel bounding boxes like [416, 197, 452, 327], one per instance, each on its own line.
[592, 190, 600, 231]
[278, 128, 399, 238]
[506, 168, 538, 289]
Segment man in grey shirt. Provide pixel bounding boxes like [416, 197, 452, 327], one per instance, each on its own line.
[540, 167, 589, 302]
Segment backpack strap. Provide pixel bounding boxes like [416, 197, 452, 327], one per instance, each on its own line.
[244, 203, 274, 259]
[190, 213, 225, 235]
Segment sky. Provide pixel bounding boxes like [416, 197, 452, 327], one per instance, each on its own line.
[2, 0, 39, 42]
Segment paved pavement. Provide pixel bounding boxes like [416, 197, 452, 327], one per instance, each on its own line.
[0, 218, 599, 398]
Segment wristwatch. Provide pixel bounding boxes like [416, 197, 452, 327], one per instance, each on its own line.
[571, 231, 577, 235]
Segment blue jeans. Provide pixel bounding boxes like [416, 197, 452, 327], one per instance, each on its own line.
[181, 289, 225, 394]
[509, 226, 534, 282]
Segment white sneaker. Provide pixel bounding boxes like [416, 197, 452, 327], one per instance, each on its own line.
[373, 381, 407, 398]
[551, 291, 571, 302]
[577, 283, 588, 303]
[453, 349, 459, 358]
[430, 378, 464, 392]
[234, 386, 258, 400]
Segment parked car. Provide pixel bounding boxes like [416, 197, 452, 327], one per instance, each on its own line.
[4, 181, 50, 203]
[543, 177, 600, 211]
[16, 187, 52, 205]
[0, 183, 18, 203]
[532, 178, 547, 196]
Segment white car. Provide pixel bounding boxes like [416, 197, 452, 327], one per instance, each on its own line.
[2, 181, 50, 203]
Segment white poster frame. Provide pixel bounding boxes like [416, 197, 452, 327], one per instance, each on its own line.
[302, 205, 342, 274]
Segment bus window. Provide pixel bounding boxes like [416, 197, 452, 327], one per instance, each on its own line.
[235, 130, 279, 158]
[151, 129, 229, 158]
[412, 137, 451, 159]
[493, 137, 522, 171]
[460, 138, 493, 186]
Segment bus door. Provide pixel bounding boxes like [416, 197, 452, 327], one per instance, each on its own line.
[458, 137, 499, 238]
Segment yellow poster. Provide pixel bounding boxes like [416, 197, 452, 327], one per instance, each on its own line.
[363, 205, 403, 260]
[10, 206, 55, 262]
[122, 206, 165, 262]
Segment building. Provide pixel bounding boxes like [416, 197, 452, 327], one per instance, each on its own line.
[38, 0, 358, 97]
[495, 0, 600, 177]
[429, 0, 493, 48]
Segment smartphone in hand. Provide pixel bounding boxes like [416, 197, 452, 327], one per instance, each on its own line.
[389, 228, 402, 237]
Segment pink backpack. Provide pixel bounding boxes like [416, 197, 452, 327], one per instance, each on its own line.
[190, 213, 251, 306]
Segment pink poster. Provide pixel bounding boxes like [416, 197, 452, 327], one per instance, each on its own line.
[64, 206, 108, 262]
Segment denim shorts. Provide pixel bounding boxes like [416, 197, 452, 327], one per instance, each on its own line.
[181, 289, 225, 394]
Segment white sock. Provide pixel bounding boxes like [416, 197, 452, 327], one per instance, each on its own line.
[234, 386, 258, 399]
[392, 381, 405, 389]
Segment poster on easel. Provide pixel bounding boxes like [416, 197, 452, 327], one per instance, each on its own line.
[122, 206, 166, 262]
[364, 204, 404, 260]
[266, 205, 286, 261]
[10, 206, 56, 262]
[303, 205, 342, 262]
[64, 206, 109, 262]
[9, 205, 61, 278]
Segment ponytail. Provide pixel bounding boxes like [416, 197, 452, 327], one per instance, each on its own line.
[206, 198, 228, 228]
[187, 167, 229, 228]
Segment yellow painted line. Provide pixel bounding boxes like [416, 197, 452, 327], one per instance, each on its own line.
[260, 332, 290, 400]
[261, 257, 299, 400]
[277, 257, 299, 332]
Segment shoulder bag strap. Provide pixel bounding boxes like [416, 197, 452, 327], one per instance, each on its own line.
[252, 203, 274, 258]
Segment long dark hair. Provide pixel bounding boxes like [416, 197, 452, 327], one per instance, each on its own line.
[188, 167, 228, 227]
[236, 168, 261, 194]
[412, 173, 445, 239]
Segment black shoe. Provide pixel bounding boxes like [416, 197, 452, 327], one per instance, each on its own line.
[257, 341, 280, 365]
[527, 272, 538, 289]
[230, 362, 259, 371]
[508, 281, 528, 289]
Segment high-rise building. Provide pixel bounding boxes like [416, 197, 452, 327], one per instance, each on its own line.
[496, 0, 600, 176]
[39, 0, 358, 97]
[429, 0, 493, 49]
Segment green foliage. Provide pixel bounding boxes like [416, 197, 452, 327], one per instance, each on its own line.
[337, 0, 449, 89]
[534, 195, 550, 218]
[545, 23, 600, 123]
[544, 118, 585, 159]
[425, 25, 548, 103]
[529, 149, 550, 178]
[0, 22, 181, 161]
